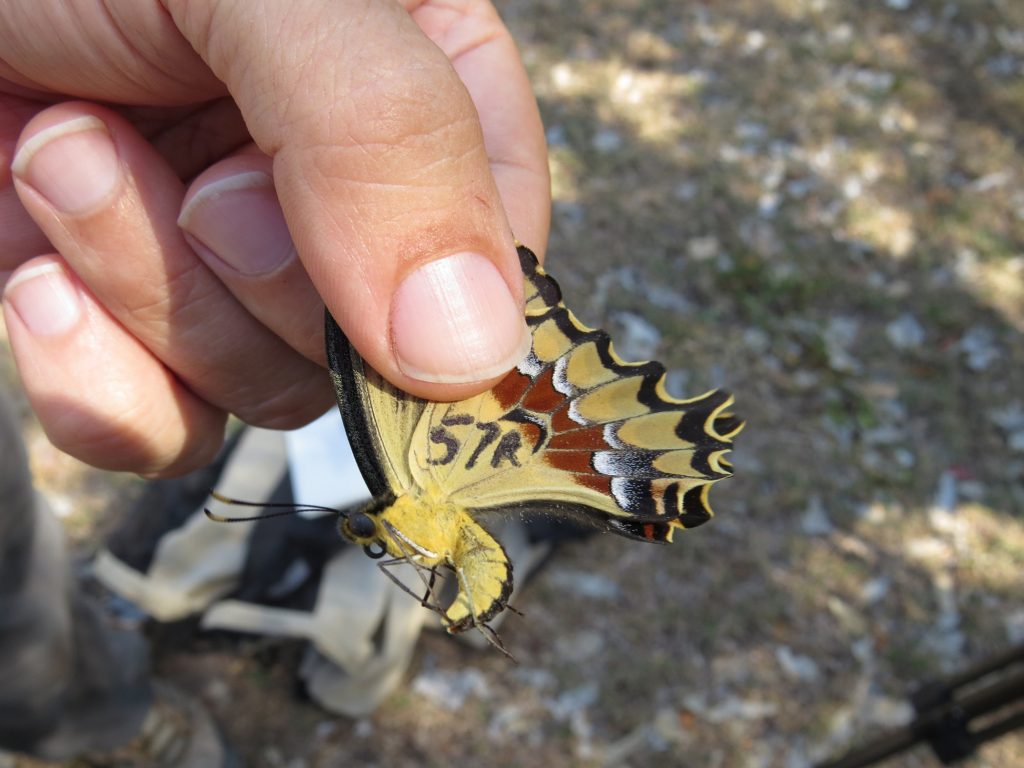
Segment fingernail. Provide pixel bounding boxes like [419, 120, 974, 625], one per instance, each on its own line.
[392, 253, 530, 383]
[179, 171, 296, 276]
[11, 116, 119, 215]
[3, 262, 82, 336]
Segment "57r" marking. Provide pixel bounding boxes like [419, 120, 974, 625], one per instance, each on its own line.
[427, 414, 523, 469]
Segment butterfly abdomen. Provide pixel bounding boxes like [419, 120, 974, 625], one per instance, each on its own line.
[444, 512, 514, 633]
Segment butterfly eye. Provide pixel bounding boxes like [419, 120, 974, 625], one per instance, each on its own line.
[346, 511, 377, 540]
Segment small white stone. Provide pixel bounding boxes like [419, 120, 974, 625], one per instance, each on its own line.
[861, 577, 890, 605]
[512, 667, 557, 691]
[859, 501, 889, 524]
[545, 124, 567, 148]
[842, 176, 863, 199]
[776, 646, 821, 682]
[801, 495, 834, 536]
[743, 327, 771, 353]
[960, 326, 1000, 372]
[682, 694, 778, 723]
[885, 313, 925, 350]
[893, 447, 916, 468]
[864, 694, 914, 727]
[487, 704, 530, 742]
[824, 316, 862, 372]
[554, 630, 605, 661]
[547, 682, 599, 721]
[742, 30, 766, 53]
[792, 370, 820, 389]
[907, 536, 953, 563]
[1010, 431, 1024, 452]
[592, 127, 623, 153]
[602, 722, 658, 763]
[548, 568, 621, 600]
[827, 596, 867, 635]
[412, 668, 490, 712]
[991, 402, 1024, 432]
[687, 235, 720, 261]
[758, 192, 780, 217]
[646, 284, 694, 315]
[674, 180, 699, 201]
[863, 425, 905, 446]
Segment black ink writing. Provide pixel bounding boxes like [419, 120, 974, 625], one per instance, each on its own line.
[466, 422, 500, 469]
[427, 414, 473, 465]
[426, 413, 525, 469]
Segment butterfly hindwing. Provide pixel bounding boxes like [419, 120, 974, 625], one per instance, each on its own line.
[401, 247, 740, 532]
[327, 246, 740, 531]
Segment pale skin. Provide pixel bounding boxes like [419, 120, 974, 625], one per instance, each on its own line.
[0, 0, 550, 477]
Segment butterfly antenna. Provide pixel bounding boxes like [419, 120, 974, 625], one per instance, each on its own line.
[204, 490, 343, 523]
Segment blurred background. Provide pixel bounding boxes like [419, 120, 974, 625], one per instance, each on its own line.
[2, 0, 1022, 766]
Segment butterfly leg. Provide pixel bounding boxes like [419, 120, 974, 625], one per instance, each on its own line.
[376, 557, 447, 618]
[377, 524, 448, 609]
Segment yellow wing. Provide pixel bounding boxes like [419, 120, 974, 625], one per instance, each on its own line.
[409, 248, 741, 541]
[326, 314, 424, 499]
[328, 246, 742, 544]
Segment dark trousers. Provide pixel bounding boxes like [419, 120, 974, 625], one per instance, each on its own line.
[0, 387, 151, 760]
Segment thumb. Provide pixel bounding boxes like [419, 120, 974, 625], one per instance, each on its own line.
[163, 0, 533, 401]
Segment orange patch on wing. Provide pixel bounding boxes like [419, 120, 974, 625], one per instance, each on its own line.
[575, 472, 613, 495]
[521, 367, 563, 413]
[491, 370, 532, 411]
[517, 421, 546, 451]
[551, 405, 581, 433]
[544, 449, 593, 474]
[543, 451, 611, 494]
[548, 425, 608, 451]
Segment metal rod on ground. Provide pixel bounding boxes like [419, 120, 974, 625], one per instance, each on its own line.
[814, 643, 1024, 768]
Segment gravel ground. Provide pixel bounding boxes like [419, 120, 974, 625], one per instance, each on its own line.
[3, 1, 1022, 766]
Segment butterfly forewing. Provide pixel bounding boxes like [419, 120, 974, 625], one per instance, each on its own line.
[326, 313, 425, 498]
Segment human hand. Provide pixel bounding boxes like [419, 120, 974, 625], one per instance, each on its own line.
[0, 0, 550, 476]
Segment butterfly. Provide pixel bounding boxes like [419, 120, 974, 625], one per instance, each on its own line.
[324, 244, 742, 654]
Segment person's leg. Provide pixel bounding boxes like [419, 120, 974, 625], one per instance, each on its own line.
[0, 387, 151, 760]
